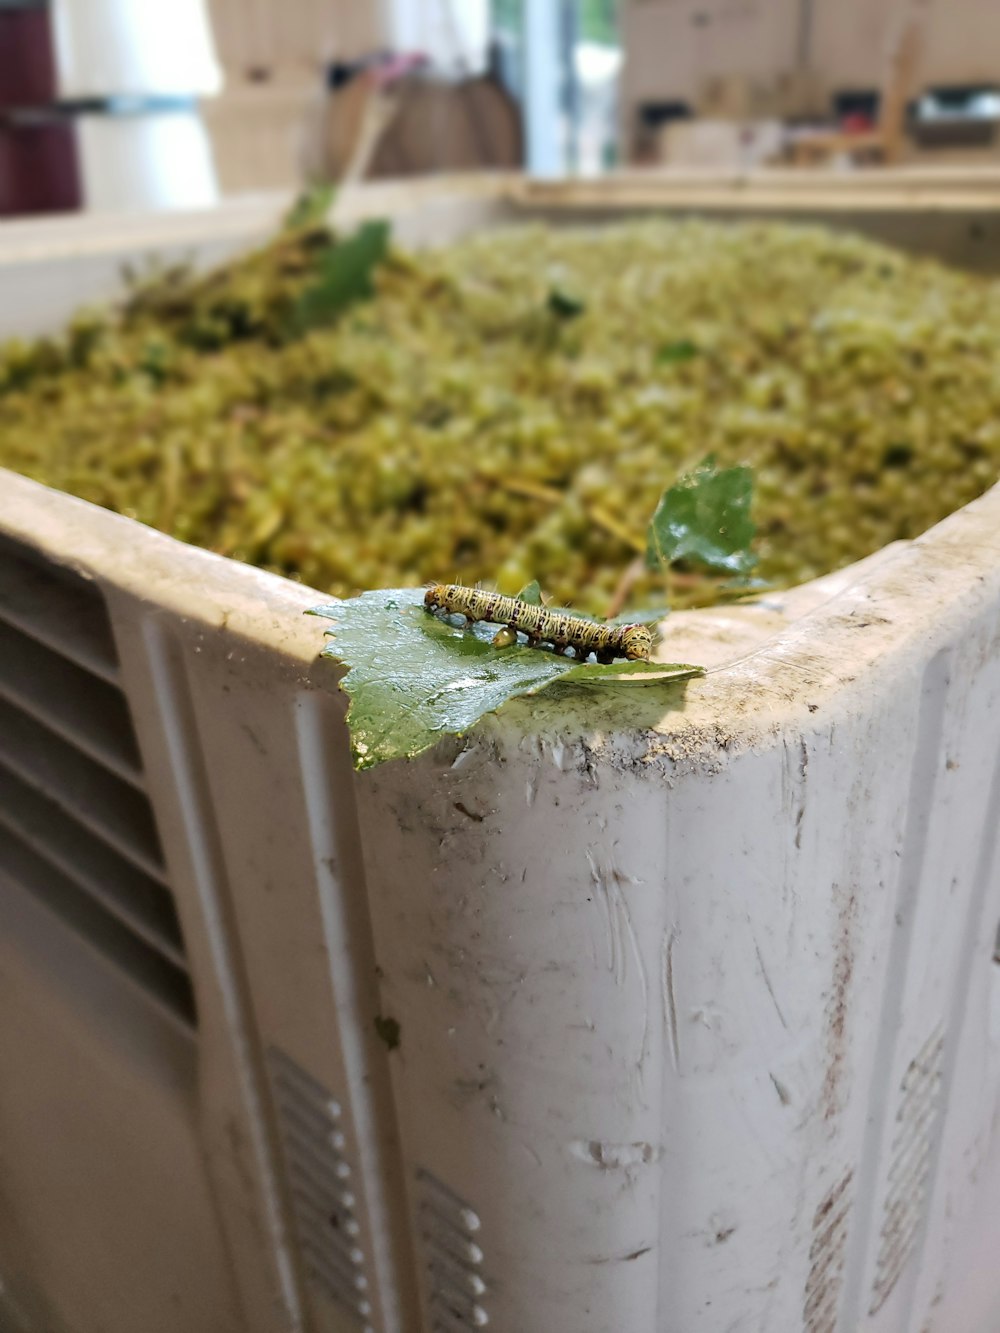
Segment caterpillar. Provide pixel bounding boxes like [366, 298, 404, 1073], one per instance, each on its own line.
[424, 583, 653, 663]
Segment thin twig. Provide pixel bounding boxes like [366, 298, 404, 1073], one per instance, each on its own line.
[479, 473, 563, 505]
[480, 471, 646, 555]
[605, 556, 646, 619]
[586, 503, 646, 556]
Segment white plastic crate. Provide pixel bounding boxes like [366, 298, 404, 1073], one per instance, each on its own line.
[2, 174, 1000, 1333]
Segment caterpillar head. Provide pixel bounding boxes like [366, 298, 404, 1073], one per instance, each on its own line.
[424, 583, 448, 611]
[620, 624, 654, 661]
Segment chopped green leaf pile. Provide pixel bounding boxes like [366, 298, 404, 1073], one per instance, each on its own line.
[3, 215, 1000, 620]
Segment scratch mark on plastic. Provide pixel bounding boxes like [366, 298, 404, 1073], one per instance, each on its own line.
[616, 872, 649, 1088]
[663, 927, 680, 1072]
[588, 850, 624, 986]
[570, 1139, 661, 1168]
[754, 938, 788, 1029]
[586, 1245, 653, 1265]
[520, 1142, 542, 1169]
[453, 801, 485, 822]
[770, 1072, 792, 1105]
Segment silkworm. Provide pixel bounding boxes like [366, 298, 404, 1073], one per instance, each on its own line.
[424, 584, 653, 663]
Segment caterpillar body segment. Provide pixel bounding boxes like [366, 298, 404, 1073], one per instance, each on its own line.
[424, 583, 653, 663]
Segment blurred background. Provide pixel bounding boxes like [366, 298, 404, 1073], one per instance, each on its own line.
[2, 0, 1000, 217]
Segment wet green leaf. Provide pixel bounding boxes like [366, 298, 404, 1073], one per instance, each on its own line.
[310, 588, 703, 771]
[293, 219, 390, 332]
[646, 457, 757, 576]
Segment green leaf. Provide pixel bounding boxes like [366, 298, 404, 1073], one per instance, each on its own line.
[646, 457, 757, 576]
[282, 183, 336, 232]
[656, 339, 698, 364]
[293, 219, 391, 332]
[607, 605, 671, 627]
[310, 589, 703, 770]
[547, 286, 586, 319]
[517, 579, 542, 604]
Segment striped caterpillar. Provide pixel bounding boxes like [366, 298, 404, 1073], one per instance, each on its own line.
[424, 584, 653, 663]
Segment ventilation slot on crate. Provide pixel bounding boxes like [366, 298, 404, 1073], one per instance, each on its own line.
[0, 537, 194, 1029]
[869, 1025, 946, 1315]
[803, 1168, 853, 1333]
[267, 1048, 373, 1329]
[416, 1169, 489, 1330]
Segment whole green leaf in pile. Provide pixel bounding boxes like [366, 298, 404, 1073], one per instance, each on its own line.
[310, 589, 703, 770]
[293, 219, 391, 333]
[646, 456, 757, 576]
